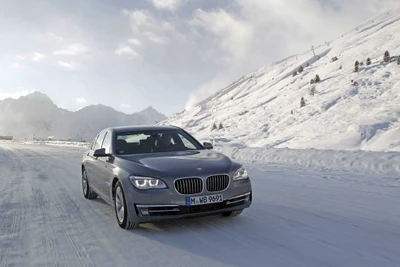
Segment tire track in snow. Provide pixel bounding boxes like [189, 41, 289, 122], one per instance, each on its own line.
[13, 147, 96, 267]
[0, 146, 29, 267]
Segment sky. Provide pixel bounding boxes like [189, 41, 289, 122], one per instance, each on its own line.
[0, 0, 399, 116]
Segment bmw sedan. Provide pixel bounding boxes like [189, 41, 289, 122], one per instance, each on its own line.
[81, 125, 252, 229]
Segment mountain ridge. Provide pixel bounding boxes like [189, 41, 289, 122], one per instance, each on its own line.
[160, 8, 400, 152]
[0, 91, 168, 141]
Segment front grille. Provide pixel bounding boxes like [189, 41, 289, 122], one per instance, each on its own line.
[206, 175, 229, 192]
[174, 178, 203, 194]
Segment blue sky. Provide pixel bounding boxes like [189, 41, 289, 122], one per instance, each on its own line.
[0, 0, 399, 116]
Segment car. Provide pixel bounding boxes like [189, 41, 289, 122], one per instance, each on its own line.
[81, 125, 252, 229]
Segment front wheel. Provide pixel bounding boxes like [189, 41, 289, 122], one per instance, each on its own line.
[82, 168, 97, 199]
[222, 209, 243, 217]
[114, 181, 138, 230]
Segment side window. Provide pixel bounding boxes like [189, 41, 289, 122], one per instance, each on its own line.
[101, 132, 111, 154]
[94, 132, 106, 150]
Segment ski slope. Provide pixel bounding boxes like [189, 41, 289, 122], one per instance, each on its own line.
[161, 8, 400, 152]
[1, 143, 400, 267]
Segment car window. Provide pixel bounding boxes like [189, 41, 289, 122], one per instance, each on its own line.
[94, 132, 106, 150]
[178, 133, 197, 149]
[115, 129, 202, 155]
[101, 132, 111, 154]
[90, 136, 97, 150]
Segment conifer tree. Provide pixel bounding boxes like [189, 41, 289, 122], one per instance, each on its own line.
[300, 97, 306, 108]
[384, 51, 390, 62]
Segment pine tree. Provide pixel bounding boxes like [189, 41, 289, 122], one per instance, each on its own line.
[315, 74, 321, 82]
[354, 60, 359, 72]
[384, 51, 390, 62]
[300, 97, 306, 108]
[218, 123, 223, 130]
[366, 58, 371, 66]
[298, 66, 304, 73]
[397, 57, 400, 65]
[211, 123, 217, 130]
[293, 71, 297, 77]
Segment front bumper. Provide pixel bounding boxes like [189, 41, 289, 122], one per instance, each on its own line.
[131, 192, 252, 223]
[122, 176, 252, 223]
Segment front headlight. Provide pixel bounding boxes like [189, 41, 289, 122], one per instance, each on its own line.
[129, 175, 168, 190]
[233, 166, 249, 181]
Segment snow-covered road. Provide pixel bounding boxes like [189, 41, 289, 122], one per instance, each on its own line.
[1, 143, 399, 267]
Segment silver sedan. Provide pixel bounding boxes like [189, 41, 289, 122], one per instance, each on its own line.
[81, 125, 252, 229]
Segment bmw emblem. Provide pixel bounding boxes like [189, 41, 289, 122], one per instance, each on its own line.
[196, 168, 203, 172]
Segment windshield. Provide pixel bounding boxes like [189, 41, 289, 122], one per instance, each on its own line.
[114, 129, 203, 155]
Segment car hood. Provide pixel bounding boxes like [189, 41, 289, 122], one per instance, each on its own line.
[117, 150, 233, 177]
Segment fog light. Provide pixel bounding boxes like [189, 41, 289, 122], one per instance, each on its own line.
[141, 209, 149, 216]
[244, 194, 250, 203]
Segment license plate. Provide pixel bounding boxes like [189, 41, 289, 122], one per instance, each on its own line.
[186, 194, 223, 206]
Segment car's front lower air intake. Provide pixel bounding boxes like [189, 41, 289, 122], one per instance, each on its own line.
[174, 178, 203, 194]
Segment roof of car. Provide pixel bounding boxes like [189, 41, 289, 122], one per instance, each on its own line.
[106, 125, 180, 133]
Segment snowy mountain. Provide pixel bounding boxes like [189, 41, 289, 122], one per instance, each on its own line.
[0, 91, 167, 141]
[161, 8, 400, 152]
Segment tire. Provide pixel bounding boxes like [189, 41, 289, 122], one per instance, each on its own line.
[222, 209, 243, 217]
[114, 181, 138, 230]
[82, 168, 98, 199]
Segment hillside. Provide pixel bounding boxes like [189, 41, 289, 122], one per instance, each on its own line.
[160, 8, 400, 152]
[0, 92, 167, 141]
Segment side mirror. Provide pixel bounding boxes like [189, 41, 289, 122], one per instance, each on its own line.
[93, 148, 111, 157]
[203, 142, 213, 149]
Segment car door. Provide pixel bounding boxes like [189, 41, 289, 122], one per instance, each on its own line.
[92, 131, 115, 201]
[87, 131, 106, 193]
[83, 134, 99, 181]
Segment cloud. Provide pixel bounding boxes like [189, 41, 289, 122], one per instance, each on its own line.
[76, 97, 87, 104]
[190, 8, 253, 63]
[47, 32, 64, 41]
[121, 104, 131, 108]
[0, 89, 34, 100]
[11, 63, 20, 68]
[16, 55, 25, 60]
[54, 44, 89, 55]
[32, 53, 46, 62]
[148, 0, 184, 11]
[122, 9, 184, 45]
[58, 61, 76, 69]
[115, 45, 140, 57]
[128, 38, 142, 46]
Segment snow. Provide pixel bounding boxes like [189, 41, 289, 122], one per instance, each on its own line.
[2, 8, 400, 267]
[161, 8, 400, 152]
[214, 144, 400, 176]
[0, 142, 399, 267]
